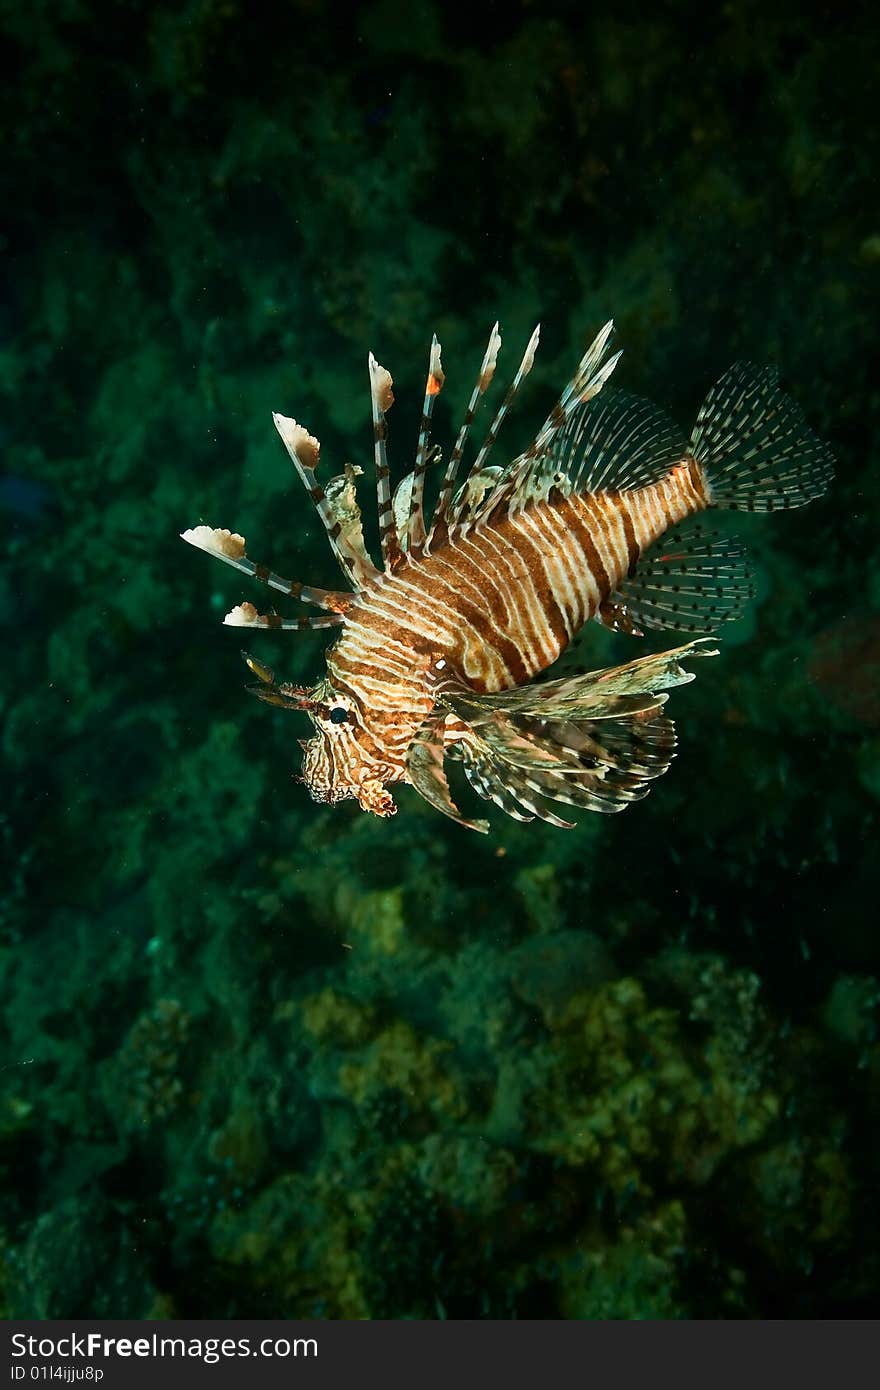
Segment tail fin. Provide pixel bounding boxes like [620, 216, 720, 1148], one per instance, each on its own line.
[690, 362, 834, 512]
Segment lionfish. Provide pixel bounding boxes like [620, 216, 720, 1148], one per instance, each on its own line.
[181, 321, 833, 831]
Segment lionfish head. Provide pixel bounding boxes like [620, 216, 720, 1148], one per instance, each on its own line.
[297, 681, 398, 818]
[241, 655, 397, 817]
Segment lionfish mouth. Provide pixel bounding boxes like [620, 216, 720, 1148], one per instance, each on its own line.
[304, 782, 353, 806]
[301, 754, 396, 817]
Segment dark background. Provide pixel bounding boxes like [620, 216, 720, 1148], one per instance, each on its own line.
[1, 0, 878, 1317]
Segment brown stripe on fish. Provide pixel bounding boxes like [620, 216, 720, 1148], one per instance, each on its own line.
[627, 463, 709, 552]
[569, 496, 614, 603]
[408, 561, 531, 687]
[465, 526, 551, 674]
[350, 580, 480, 687]
[549, 498, 609, 619]
[683, 455, 709, 499]
[543, 521, 587, 635]
[479, 517, 560, 670]
[454, 532, 517, 628]
[511, 507, 576, 653]
[359, 565, 456, 634]
[430, 541, 514, 633]
[612, 493, 641, 576]
[504, 514, 568, 671]
[589, 492, 634, 589]
[534, 503, 593, 631]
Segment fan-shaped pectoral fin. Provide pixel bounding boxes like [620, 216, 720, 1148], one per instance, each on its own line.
[436, 638, 718, 723]
[406, 718, 490, 833]
[426, 644, 718, 826]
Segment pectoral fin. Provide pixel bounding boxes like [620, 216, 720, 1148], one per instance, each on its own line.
[436, 638, 717, 724]
[422, 640, 714, 829]
[456, 706, 677, 822]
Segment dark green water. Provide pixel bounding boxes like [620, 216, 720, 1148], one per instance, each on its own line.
[2, 0, 878, 1319]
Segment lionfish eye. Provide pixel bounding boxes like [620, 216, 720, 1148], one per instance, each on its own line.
[329, 706, 349, 726]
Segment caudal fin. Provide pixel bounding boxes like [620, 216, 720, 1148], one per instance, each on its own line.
[690, 362, 834, 511]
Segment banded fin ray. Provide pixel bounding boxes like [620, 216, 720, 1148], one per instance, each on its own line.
[456, 706, 678, 825]
[468, 702, 675, 784]
[405, 335, 444, 553]
[223, 602, 343, 632]
[690, 362, 835, 511]
[520, 710, 677, 780]
[367, 354, 402, 571]
[458, 748, 535, 823]
[467, 759, 576, 828]
[427, 322, 502, 549]
[179, 526, 351, 613]
[273, 415, 378, 587]
[546, 389, 689, 494]
[419, 642, 708, 828]
[449, 324, 542, 523]
[460, 322, 622, 527]
[436, 638, 717, 724]
[599, 525, 755, 636]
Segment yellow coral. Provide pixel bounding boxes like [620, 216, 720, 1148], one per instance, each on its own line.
[300, 988, 376, 1047]
[525, 978, 779, 1195]
[347, 887, 406, 955]
[338, 1021, 465, 1121]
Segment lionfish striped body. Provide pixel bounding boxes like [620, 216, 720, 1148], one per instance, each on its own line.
[182, 321, 833, 831]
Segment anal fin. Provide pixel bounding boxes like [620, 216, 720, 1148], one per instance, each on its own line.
[610, 525, 754, 635]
